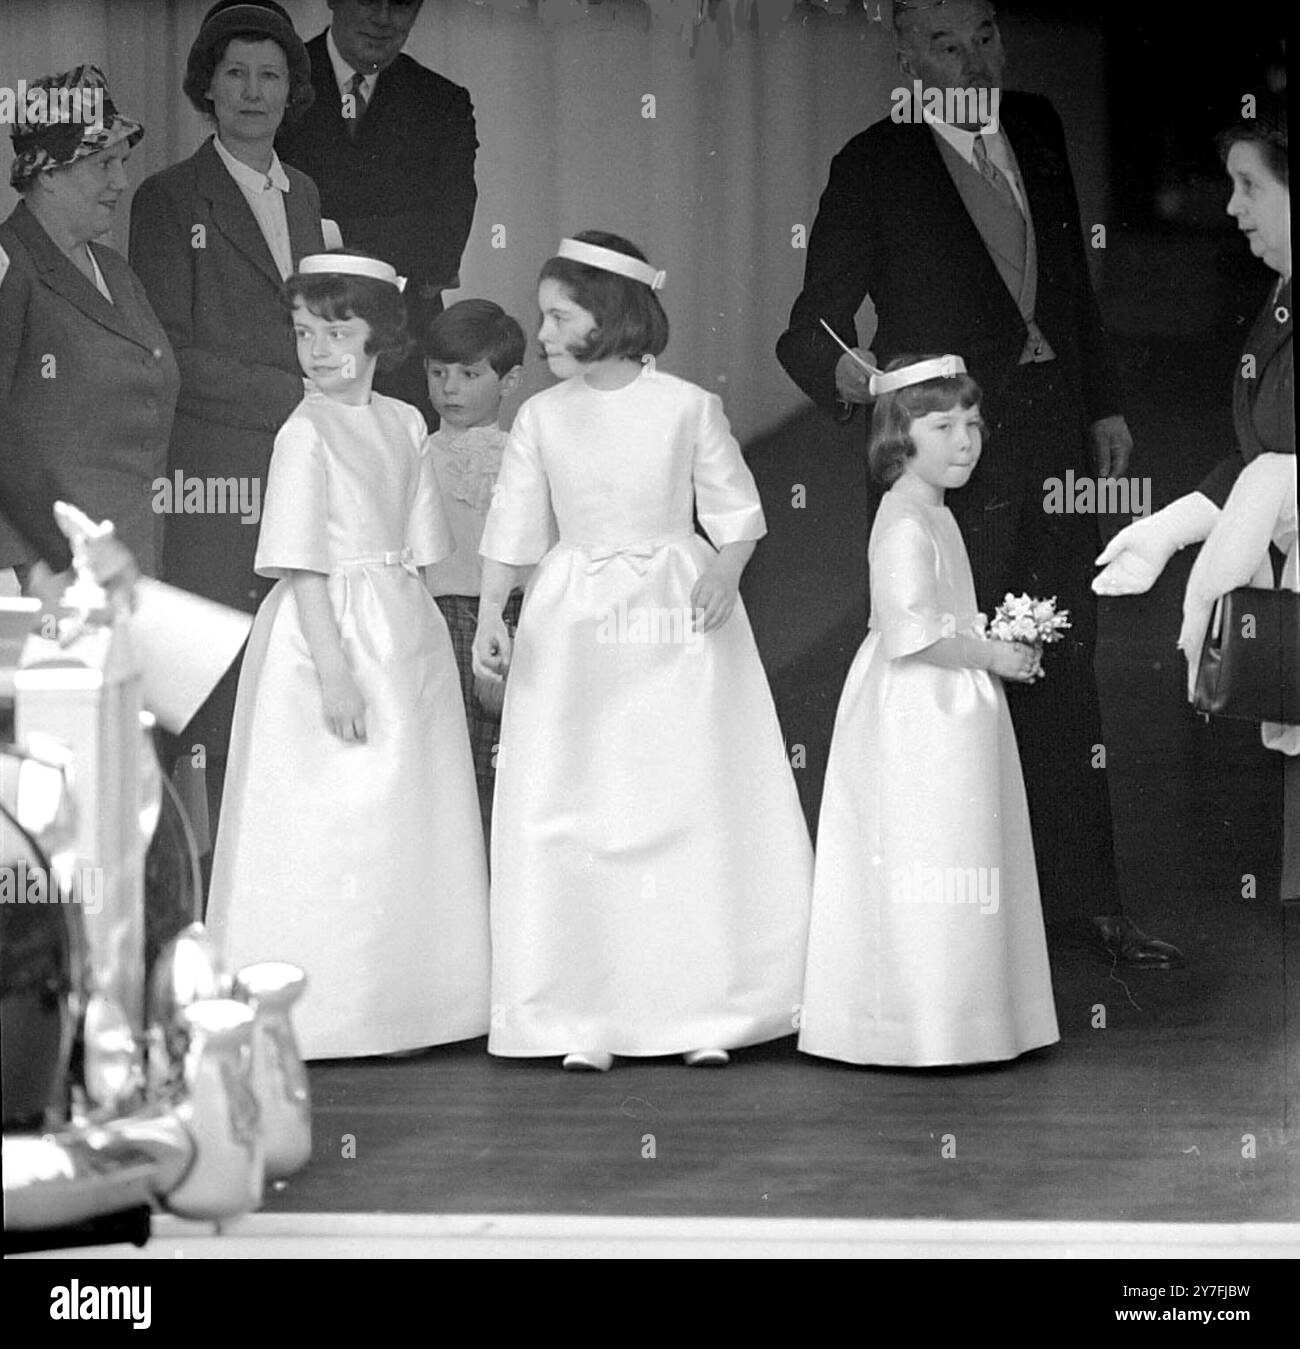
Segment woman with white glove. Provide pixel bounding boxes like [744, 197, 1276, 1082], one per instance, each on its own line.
[1095, 97, 1295, 902]
[1095, 101, 1291, 606]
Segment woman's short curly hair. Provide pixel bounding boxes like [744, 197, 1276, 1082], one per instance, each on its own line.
[282, 255, 411, 372]
[868, 355, 983, 487]
[1216, 93, 1289, 187]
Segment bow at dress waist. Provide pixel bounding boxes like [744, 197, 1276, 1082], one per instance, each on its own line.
[331, 548, 421, 577]
[559, 530, 696, 576]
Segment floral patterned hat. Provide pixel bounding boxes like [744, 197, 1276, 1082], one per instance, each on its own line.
[9, 64, 144, 191]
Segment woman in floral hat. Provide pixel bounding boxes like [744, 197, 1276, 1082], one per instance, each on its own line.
[0, 64, 178, 605]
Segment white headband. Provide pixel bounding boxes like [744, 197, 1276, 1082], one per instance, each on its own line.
[869, 354, 967, 395]
[297, 253, 407, 292]
[556, 238, 666, 291]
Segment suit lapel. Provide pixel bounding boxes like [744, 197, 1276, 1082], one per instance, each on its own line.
[91, 245, 164, 349]
[360, 56, 399, 133]
[995, 100, 1052, 247]
[1257, 280, 1292, 372]
[303, 31, 374, 146]
[285, 172, 324, 269]
[308, 33, 348, 135]
[1236, 281, 1292, 430]
[10, 203, 151, 351]
[194, 138, 285, 289]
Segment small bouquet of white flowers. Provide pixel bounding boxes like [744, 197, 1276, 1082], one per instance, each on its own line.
[986, 593, 1071, 680]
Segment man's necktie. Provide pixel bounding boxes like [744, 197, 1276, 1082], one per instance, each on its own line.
[972, 134, 1022, 215]
[345, 72, 368, 140]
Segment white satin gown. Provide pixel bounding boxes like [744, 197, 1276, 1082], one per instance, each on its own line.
[207, 391, 490, 1059]
[798, 489, 1059, 1066]
[479, 366, 813, 1057]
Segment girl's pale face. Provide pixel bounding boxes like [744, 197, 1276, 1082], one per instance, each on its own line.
[292, 303, 376, 403]
[537, 278, 598, 379]
[207, 38, 290, 145]
[903, 404, 984, 492]
[1225, 141, 1291, 279]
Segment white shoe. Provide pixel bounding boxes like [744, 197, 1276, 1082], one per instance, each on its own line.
[562, 1051, 613, 1072]
[683, 1049, 731, 1067]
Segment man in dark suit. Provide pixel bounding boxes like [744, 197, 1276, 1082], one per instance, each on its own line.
[777, 0, 1183, 968]
[275, 0, 478, 423]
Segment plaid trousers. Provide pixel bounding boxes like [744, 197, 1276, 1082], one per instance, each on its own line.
[435, 590, 523, 840]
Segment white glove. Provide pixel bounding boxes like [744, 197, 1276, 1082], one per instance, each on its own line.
[1093, 491, 1221, 595]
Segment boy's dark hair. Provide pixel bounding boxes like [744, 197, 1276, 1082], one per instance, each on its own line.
[868, 355, 983, 487]
[538, 229, 669, 363]
[281, 252, 410, 370]
[421, 299, 526, 376]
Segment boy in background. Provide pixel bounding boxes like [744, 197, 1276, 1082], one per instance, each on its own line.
[423, 299, 526, 843]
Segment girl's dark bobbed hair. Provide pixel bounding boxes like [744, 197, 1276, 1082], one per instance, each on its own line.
[282, 252, 411, 371]
[538, 229, 669, 363]
[868, 354, 983, 487]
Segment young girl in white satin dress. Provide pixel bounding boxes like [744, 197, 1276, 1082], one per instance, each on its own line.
[473, 231, 812, 1072]
[208, 254, 489, 1060]
[798, 356, 1059, 1067]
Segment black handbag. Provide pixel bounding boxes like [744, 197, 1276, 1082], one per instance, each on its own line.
[1193, 585, 1300, 725]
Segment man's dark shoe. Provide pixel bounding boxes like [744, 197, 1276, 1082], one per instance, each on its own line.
[1093, 915, 1186, 969]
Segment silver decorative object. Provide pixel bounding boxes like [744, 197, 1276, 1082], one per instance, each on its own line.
[3, 503, 298, 1240]
[81, 992, 142, 1112]
[164, 999, 264, 1220]
[234, 962, 312, 1179]
[148, 922, 229, 1033]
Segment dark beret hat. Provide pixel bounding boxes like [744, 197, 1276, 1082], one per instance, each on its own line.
[185, 0, 312, 90]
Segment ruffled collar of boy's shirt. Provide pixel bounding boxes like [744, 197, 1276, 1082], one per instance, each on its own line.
[430, 423, 506, 450]
[430, 423, 506, 511]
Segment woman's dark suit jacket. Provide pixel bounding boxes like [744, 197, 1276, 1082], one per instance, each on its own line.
[1200, 278, 1294, 503]
[1, 201, 179, 574]
[129, 136, 323, 745]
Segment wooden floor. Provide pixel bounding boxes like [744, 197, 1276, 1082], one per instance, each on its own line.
[260, 895, 1294, 1222]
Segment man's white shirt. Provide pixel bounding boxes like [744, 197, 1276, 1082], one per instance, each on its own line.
[326, 28, 379, 105]
[926, 113, 1027, 216]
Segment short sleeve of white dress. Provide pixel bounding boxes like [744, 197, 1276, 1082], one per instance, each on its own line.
[871, 512, 949, 659]
[255, 414, 331, 579]
[403, 408, 455, 568]
[478, 399, 555, 566]
[692, 389, 766, 547]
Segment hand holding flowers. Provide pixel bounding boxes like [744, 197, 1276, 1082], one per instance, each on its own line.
[986, 594, 1071, 683]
